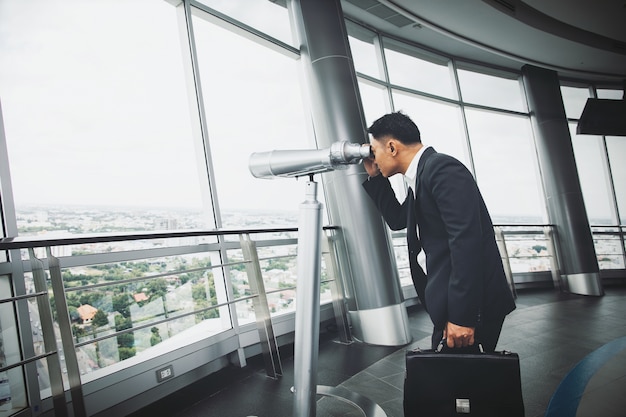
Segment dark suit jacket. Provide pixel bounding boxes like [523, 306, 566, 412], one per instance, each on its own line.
[363, 147, 516, 329]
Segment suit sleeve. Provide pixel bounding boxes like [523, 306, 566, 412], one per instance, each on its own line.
[362, 175, 409, 231]
[424, 156, 484, 328]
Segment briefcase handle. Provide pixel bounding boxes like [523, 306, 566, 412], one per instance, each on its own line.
[436, 339, 485, 354]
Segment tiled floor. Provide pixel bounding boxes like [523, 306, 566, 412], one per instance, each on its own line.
[130, 286, 626, 417]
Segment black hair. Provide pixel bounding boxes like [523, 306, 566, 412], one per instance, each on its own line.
[367, 111, 421, 144]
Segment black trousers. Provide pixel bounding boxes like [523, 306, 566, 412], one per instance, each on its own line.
[431, 316, 506, 352]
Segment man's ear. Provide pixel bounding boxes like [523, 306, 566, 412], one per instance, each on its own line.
[388, 140, 396, 155]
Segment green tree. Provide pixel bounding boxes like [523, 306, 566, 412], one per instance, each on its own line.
[118, 347, 136, 361]
[267, 259, 288, 271]
[147, 278, 168, 299]
[72, 324, 86, 342]
[113, 294, 132, 318]
[68, 306, 81, 323]
[92, 309, 109, 328]
[114, 313, 136, 361]
[150, 327, 162, 346]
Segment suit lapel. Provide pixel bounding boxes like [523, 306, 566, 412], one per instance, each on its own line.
[414, 146, 436, 196]
[406, 188, 418, 249]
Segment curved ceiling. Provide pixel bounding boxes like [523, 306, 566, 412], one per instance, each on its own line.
[341, 0, 626, 84]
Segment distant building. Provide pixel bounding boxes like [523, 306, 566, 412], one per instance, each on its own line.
[77, 304, 98, 324]
[133, 293, 149, 303]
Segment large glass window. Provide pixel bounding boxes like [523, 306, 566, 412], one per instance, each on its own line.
[570, 126, 616, 225]
[191, 10, 313, 228]
[383, 38, 456, 99]
[347, 21, 383, 80]
[196, 0, 294, 47]
[596, 89, 623, 99]
[358, 80, 391, 128]
[0, 0, 211, 235]
[560, 85, 591, 119]
[465, 109, 545, 224]
[456, 66, 526, 112]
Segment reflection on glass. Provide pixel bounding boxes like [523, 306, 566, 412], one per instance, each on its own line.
[383, 38, 456, 99]
[606, 137, 626, 225]
[465, 109, 545, 224]
[391, 237, 411, 287]
[570, 125, 616, 225]
[560, 85, 591, 119]
[457, 68, 525, 112]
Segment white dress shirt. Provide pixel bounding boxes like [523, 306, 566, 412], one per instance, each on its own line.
[404, 145, 430, 272]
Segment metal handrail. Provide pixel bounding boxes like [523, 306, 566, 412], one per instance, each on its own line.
[0, 226, 344, 250]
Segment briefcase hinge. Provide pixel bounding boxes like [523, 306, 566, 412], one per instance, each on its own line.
[456, 398, 470, 414]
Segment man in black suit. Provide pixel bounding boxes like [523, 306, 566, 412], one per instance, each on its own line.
[362, 111, 516, 351]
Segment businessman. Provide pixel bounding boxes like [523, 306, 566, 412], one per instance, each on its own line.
[362, 111, 516, 351]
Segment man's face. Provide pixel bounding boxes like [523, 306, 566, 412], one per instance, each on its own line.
[369, 135, 398, 178]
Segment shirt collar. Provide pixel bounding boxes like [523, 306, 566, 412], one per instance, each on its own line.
[404, 145, 430, 195]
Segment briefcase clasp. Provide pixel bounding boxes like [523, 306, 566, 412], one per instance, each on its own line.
[456, 398, 470, 413]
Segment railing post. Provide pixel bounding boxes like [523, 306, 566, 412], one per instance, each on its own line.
[322, 231, 352, 344]
[544, 226, 563, 291]
[45, 248, 87, 417]
[617, 226, 626, 269]
[495, 227, 517, 298]
[239, 233, 282, 379]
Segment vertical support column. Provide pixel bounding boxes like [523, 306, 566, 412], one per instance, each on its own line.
[522, 65, 603, 296]
[288, 0, 410, 346]
[240, 234, 282, 379]
[293, 179, 322, 417]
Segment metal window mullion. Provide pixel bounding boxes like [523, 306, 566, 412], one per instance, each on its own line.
[451, 59, 476, 177]
[45, 248, 86, 417]
[178, 1, 224, 231]
[0, 100, 19, 239]
[600, 135, 622, 226]
[373, 33, 394, 112]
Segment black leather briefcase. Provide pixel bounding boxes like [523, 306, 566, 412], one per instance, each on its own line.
[403, 342, 524, 417]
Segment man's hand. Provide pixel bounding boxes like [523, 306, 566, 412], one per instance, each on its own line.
[362, 154, 380, 178]
[444, 321, 475, 348]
